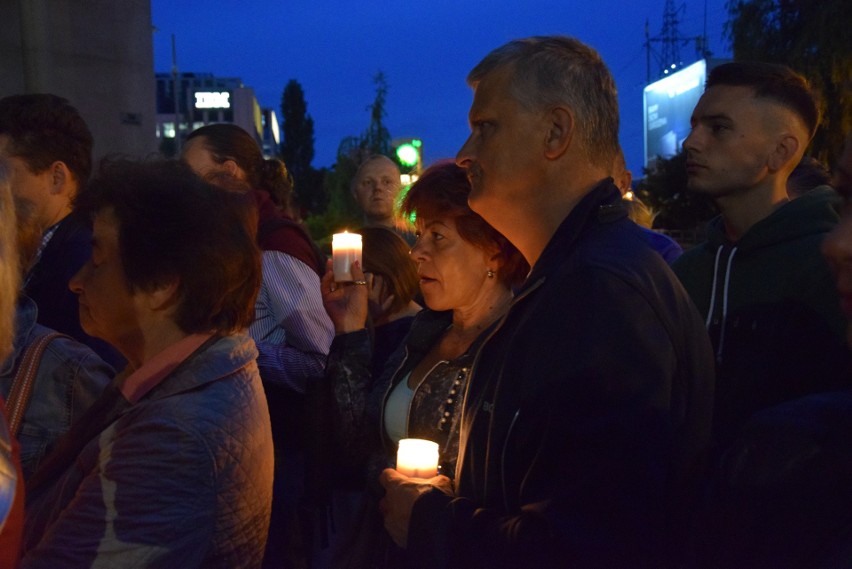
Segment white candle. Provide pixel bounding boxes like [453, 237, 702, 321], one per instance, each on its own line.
[396, 438, 439, 479]
[332, 231, 362, 282]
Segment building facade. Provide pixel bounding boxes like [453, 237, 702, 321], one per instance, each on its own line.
[155, 72, 279, 158]
[0, 0, 157, 162]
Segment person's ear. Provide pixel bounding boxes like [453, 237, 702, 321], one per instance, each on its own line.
[49, 161, 73, 195]
[222, 159, 240, 178]
[544, 106, 574, 160]
[145, 279, 180, 313]
[768, 133, 801, 173]
[485, 246, 504, 274]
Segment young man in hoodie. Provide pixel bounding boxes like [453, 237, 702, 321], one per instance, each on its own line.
[673, 62, 851, 449]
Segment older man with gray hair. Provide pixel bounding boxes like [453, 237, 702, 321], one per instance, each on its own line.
[379, 36, 715, 568]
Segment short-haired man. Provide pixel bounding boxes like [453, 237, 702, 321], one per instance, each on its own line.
[673, 62, 850, 447]
[694, 132, 852, 566]
[352, 155, 402, 227]
[0, 94, 122, 369]
[351, 155, 415, 243]
[380, 36, 715, 568]
[21, 160, 274, 567]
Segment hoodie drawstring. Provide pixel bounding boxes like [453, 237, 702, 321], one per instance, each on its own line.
[705, 246, 724, 329]
[706, 244, 738, 363]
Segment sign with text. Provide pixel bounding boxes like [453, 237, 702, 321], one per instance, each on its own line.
[194, 91, 231, 109]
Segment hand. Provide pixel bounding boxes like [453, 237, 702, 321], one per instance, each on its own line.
[321, 259, 369, 334]
[378, 468, 453, 548]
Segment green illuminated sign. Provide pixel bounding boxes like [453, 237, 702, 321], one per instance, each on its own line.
[395, 139, 422, 168]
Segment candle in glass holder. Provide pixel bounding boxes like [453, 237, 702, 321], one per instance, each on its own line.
[396, 438, 439, 479]
[332, 231, 362, 282]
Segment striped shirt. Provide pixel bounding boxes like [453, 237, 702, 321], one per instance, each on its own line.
[251, 251, 333, 393]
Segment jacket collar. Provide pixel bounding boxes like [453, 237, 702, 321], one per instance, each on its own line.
[136, 333, 257, 403]
[403, 309, 454, 358]
[520, 178, 625, 294]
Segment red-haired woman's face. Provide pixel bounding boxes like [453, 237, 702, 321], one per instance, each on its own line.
[410, 214, 498, 313]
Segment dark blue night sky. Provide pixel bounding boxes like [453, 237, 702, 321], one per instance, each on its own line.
[151, 0, 731, 176]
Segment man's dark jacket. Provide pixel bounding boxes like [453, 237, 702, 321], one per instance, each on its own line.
[408, 181, 715, 569]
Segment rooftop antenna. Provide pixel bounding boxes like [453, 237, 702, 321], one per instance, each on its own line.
[644, 0, 709, 82]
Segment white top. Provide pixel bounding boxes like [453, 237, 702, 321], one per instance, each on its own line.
[384, 373, 415, 444]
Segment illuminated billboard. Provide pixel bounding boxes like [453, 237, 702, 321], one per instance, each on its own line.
[194, 91, 231, 109]
[643, 60, 706, 167]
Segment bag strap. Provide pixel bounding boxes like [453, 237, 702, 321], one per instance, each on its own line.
[6, 332, 67, 436]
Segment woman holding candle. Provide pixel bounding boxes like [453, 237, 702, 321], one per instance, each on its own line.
[319, 161, 527, 567]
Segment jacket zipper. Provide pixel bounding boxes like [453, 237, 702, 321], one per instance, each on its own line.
[455, 276, 546, 491]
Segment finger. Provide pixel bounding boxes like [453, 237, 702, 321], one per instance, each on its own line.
[427, 474, 451, 485]
[350, 260, 365, 280]
[321, 263, 336, 291]
[428, 474, 454, 495]
[379, 468, 405, 488]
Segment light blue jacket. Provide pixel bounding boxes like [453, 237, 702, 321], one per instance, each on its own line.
[0, 297, 112, 479]
[21, 333, 274, 568]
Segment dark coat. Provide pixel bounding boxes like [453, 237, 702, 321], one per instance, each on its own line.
[409, 181, 715, 569]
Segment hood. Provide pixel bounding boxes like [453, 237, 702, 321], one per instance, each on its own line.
[705, 186, 839, 252]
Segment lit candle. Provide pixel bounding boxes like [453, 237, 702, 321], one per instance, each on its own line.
[332, 231, 362, 282]
[396, 438, 439, 479]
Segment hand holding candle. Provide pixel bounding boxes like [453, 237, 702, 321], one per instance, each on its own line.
[395, 438, 439, 479]
[332, 231, 362, 282]
[379, 467, 453, 548]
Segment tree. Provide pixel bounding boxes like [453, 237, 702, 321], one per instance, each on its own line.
[725, 0, 852, 166]
[363, 71, 392, 156]
[280, 79, 326, 216]
[637, 152, 718, 230]
[306, 72, 396, 242]
[303, 138, 362, 247]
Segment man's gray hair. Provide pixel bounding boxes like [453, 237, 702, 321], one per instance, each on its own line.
[468, 36, 620, 168]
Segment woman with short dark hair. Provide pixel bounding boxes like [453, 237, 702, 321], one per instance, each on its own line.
[21, 160, 273, 568]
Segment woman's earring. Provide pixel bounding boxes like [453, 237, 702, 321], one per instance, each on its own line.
[487, 269, 495, 279]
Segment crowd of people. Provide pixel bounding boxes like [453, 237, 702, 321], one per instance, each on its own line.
[0, 34, 850, 569]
